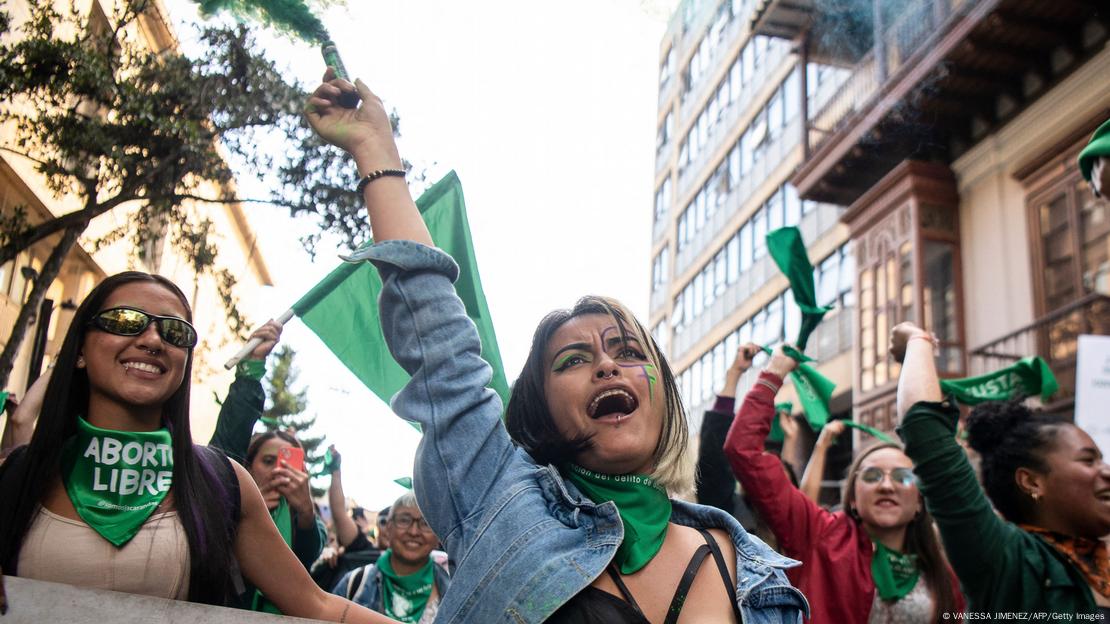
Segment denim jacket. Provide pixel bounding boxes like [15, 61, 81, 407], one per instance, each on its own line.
[350, 240, 808, 624]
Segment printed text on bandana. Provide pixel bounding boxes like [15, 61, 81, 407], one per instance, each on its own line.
[83, 436, 173, 500]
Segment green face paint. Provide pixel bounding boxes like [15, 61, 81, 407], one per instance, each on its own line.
[553, 352, 585, 372]
[641, 364, 658, 404]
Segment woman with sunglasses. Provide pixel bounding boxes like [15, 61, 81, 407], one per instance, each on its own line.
[892, 321, 1110, 616]
[304, 74, 807, 622]
[724, 343, 963, 623]
[0, 272, 394, 622]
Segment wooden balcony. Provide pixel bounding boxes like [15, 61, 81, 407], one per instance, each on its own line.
[969, 293, 1110, 412]
[785, 0, 1108, 206]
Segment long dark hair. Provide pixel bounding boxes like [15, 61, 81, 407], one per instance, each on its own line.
[245, 430, 302, 469]
[965, 399, 1068, 525]
[0, 271, 239, 605]
[504, 295, 693, 493]
[842, 441, 958, 619]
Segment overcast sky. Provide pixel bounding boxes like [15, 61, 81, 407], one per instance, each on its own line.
[164, 0, 678, 510]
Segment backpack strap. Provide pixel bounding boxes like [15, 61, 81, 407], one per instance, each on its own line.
[347, 564, 374, 601]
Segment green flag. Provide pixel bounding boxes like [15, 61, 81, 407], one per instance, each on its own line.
[939, 356, 1058, 406]
[394, 476, 413, 490]
[292, 170, 510, 410]
[766, 227, 833, 351]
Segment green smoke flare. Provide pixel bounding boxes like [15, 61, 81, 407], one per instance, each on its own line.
[194, 0, 329, 43]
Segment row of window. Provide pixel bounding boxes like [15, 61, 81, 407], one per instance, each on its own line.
[675, 69, 802, 251]
[675, 243, 854, 409]
[676, 35, 788, 173]
[680, 0, 744, 103]
[671, 188, 829, 332]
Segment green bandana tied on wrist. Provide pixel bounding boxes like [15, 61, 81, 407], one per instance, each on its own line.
[377, 549, 436, 623]
[60, 417, 174, 547]
[563, 464, 672, 574]
[760, 345, 837, 431]
[252, 497, 294, 613]
[767, 402, 793, 443]
[871, 540, 920, 602]
[939, 356, 1058, 405]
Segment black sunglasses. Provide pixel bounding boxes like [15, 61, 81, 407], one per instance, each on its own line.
[88, 307, 198, 349]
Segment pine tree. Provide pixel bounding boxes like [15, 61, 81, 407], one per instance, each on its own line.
[261, 344, 327, 496]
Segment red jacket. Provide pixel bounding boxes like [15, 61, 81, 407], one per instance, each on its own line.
[723, 372, 964, 623]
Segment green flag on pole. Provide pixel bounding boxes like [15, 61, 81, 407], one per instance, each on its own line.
[939, 356, 1058, 406]
[766, 227, 833, 351]
[291, 170, 510, 410]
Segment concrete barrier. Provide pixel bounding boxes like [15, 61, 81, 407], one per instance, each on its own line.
[1, 576, 324, 623]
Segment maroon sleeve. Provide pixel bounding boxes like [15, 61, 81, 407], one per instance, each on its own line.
[723, 371, 833, 559]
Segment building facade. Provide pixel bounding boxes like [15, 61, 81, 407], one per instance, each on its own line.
[0, 0, 274, 441]
[652, 0, 858, 499]
[654, 0, 1109, 503]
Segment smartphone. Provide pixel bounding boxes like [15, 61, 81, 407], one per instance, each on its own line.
[277, 446, 305, 473]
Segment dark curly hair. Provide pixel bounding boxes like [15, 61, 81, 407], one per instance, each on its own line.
[965, 399, 1069, 524]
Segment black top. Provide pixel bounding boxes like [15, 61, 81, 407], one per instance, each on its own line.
[546, 528, 742, 624]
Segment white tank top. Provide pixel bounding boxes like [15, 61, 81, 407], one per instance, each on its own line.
[17, 506, 190, 600]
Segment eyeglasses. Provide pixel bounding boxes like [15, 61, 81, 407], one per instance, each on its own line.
[391, 514, 434, 534]
[89, 307, 198, 349]
[859, 467, 917, 487]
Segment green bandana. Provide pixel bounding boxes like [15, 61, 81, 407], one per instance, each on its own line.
[60, 417, 173, 547]
[871, 540, 920, 602]
[394, 476, 413, 489]
[377, 549, 436, 623]
[842, 420, 897, 444]
[767, 402, 793, 443]
[1079, 118, 1110, 182]
[563, 464, 672, 574]
[0, 390, 9, 412]
[939, 356, 1058, 405]
[766, 226, 833, 351]
[761, 345, 837, 430]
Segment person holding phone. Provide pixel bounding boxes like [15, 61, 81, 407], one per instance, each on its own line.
[243, 430, 326, 613]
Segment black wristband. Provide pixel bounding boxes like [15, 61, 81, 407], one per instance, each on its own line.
[355, 168, 406, 194]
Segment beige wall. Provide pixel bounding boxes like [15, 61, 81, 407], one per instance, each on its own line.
[952, 45, 1110, 350]
[0, 0, 273, 442]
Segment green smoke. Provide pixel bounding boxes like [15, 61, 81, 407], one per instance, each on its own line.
[194, 0, 330, 43]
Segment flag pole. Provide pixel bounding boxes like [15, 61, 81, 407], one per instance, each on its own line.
[223, 309, 296, 370]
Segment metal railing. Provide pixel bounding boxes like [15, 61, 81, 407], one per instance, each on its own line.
[804, 0, 980, 156]
[968, 294, 1110, 402]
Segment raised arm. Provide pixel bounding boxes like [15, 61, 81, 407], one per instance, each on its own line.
[325, 446, 360, 548]
[304, 73, 518, 545]
[209, 320, 282, 463]
[696, 343, 759, 511]
[0, 368, 50, 456]
[891, 322, 1021, 597]
[798, 419, 844, 503]
[723, 346, 833, 558]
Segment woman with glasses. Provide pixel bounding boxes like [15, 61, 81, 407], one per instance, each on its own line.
[304, 73, 806, 623]
[724, 344, 963, 623]
[331, 492, 450, 624]
[892, 321, 1110, 616]
[0, 272, 393, 622]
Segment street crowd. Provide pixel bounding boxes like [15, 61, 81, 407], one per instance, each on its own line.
[0, 71, 1107, 624]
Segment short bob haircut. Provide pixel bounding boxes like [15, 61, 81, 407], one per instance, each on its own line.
[842, 441, 958, 616]
[505, 295, 693, 495]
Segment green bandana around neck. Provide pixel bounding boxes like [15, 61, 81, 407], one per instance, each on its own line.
[871, 540, 920, 601]
[377, 549, 436, 623]
[252, 496, 293, 614]
[939, 356, 1058, 405]
[563, 463, 672, 574]
[61, 417, 174, 547]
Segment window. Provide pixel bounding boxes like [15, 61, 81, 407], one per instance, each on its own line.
[660, 47, 676, 89]
[657, 111, 674, 154]
[654, 177, 672, 225]
[785, 184, 802, 226]
[652, 250, 669, 292]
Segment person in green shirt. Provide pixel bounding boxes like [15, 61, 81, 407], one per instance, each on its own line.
[891, 321, 1110, 616]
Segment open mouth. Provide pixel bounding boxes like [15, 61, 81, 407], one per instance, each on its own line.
[1096, 490, 1110, 503]
[588, 388, 639, 419]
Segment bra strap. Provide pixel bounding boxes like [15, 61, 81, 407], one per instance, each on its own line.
[663, 544, 711, 624]
[697, 528, 744, 623]
[605, 563, 646, 618]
